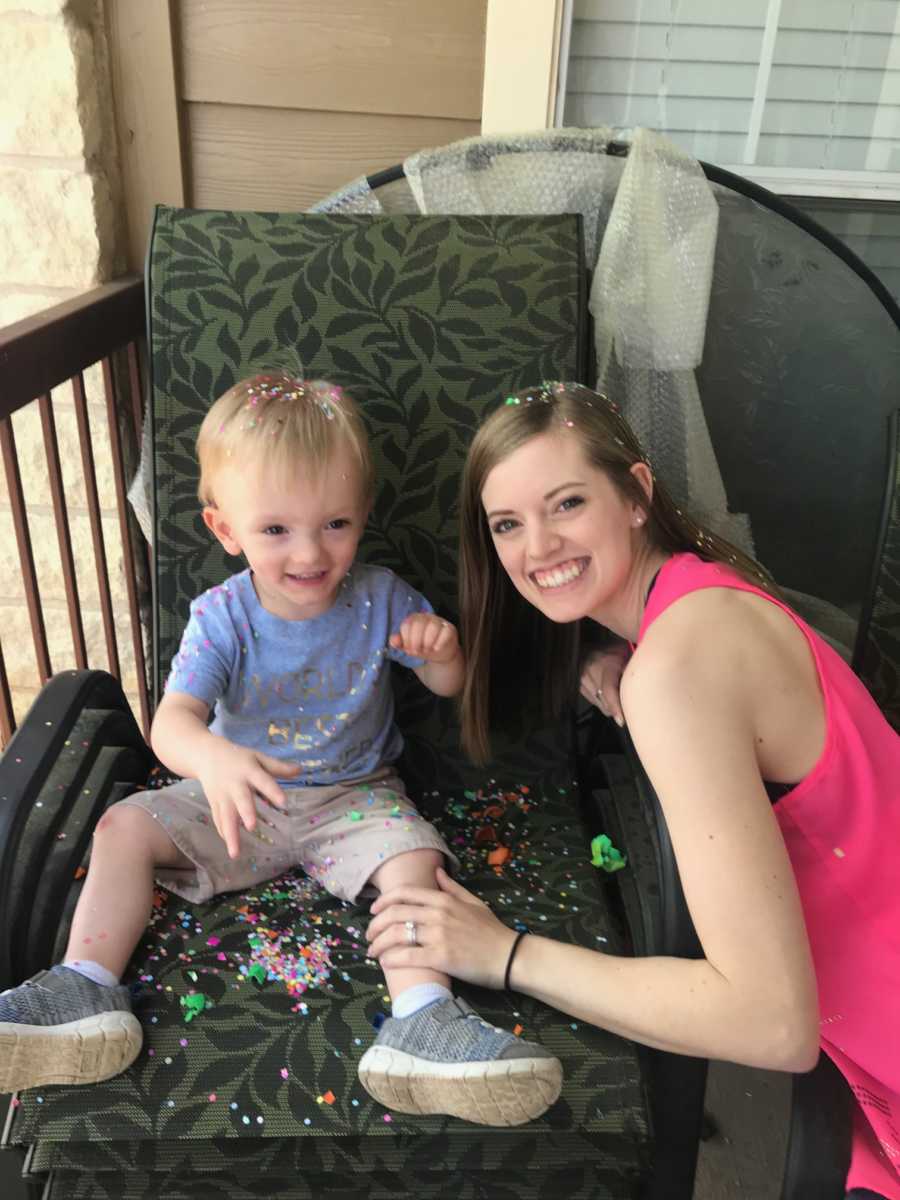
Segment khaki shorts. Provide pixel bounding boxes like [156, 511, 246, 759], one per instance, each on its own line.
[119, 766, 454, 905]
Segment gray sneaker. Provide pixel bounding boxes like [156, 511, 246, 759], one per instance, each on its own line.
[357, 996, 562, 1126]
[0, 965, 142, 1091]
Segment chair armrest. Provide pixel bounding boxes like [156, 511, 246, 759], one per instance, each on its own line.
[22, 743, 154, 979]
[780, 1053, 852, 1200]
[578, 713, 707, 1200]
[0, 670, 152, 987]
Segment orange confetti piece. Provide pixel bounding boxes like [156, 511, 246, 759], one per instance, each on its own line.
[74, 866, 87, 880]
[513, 1024, 523, 1036]
[322, 1090, 336, 1105]
[487, 846, 510, 866]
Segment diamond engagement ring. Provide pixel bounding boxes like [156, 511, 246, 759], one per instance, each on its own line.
[404, 920, 418, 946]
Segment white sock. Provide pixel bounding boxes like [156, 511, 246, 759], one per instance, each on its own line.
[62, 959, 120, 988]
[391, 981, 452, 1020]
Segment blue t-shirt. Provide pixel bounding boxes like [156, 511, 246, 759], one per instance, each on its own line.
[165, 564, 432, 785]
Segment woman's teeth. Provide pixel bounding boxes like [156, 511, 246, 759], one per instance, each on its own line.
[533, 559, 587, 589]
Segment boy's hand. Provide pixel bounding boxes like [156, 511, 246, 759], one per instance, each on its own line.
[196, 741, 300, 860]
[390, 613, 460, 664]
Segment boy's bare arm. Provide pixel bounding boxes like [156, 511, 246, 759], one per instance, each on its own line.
[150, 691, 219, 778]
[416, 645, 465, 697]
[389, 613, 465, 698]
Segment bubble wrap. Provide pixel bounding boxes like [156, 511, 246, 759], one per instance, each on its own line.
[592, 128, 753, 550]
[405, 128, 618, 262]
[309, 175, 384, 215]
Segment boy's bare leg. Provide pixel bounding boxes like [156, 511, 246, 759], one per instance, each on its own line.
[65, 803, 193, 979]
[368, 848, 450, 1001]
[0, 802, 193, 1093]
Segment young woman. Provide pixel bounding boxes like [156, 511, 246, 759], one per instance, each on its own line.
[366, 382, 900, 1199]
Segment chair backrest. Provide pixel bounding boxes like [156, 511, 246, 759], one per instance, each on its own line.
[147, 209, 587, 711]
[697, 175, 900, 637]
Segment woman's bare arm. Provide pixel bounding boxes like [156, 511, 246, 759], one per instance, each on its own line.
[368, 602, 820, 1071]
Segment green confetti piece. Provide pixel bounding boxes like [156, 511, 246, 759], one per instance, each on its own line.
[390, 805, 401, 816]
[349, 810, 363, 822]
[248, 962, 267, 984]
[590, 833, 627, 873]
[180, 993, 209, 1023]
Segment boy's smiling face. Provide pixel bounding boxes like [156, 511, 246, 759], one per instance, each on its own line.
[203, 445, 369, 620]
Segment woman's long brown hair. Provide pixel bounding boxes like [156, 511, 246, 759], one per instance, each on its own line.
[458, 382, 777, 763]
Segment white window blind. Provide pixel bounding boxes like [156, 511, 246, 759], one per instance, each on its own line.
[563, 0, 900, 194]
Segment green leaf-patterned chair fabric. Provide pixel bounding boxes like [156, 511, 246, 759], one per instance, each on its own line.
[9, 210, 650, 1198]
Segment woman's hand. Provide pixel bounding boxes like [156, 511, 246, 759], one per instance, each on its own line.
[580, 643, 630, 726]
[367, 867, 517, 989]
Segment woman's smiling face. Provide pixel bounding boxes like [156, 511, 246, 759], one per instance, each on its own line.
[481, 430, 648, 625]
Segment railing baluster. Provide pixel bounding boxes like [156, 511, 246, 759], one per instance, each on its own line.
[126, 340, 144, 444]
[71, 372, 121, 679]
[0, 636, 14, 744]
[0, 416, 52, 683]
[101, 356, 151, 737]
[0, 276, 146, 750]
[38, 392, 88, 669]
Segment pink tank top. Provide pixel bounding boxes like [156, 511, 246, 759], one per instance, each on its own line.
[637, 553, 900, 1197]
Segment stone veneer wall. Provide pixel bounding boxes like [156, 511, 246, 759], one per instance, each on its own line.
[0, 0, 143, 728]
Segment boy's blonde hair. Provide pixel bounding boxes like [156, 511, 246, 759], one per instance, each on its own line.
[197, 372, 374, 506]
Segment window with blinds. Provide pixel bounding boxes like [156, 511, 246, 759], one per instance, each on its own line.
[562, 0, 900, 301]
[563, 0, 900, 179]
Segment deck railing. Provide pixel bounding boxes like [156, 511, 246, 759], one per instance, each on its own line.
[0, 276, 151, 747]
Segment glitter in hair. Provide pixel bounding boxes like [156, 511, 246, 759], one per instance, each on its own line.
[196, 371, 373, 506]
